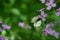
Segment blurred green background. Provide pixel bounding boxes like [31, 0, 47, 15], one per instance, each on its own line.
[0, 0, 60, 40]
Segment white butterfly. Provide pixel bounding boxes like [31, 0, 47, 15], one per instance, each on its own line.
[33, 20, 41, 28]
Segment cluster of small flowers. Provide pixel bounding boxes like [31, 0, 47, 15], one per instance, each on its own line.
[43, 23, 59, 38]
[40, 0, 56, 10]
[31, 3, 60, 39]
[0, 36, 5, 40]
[32, 8, 59, 38]
[40, 0, 60, 16]
[38, 8, 47, 21]
[38, 0, 60, 38]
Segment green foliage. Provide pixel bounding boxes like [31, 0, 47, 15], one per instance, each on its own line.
[0, 0, 60, 40]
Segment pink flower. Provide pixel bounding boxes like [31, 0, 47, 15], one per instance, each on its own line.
[46, 23, 54, 29]
[43, 29, 54, 35]
[49, 0, 54, 3]
[43, 23, 54, 36]
[43, 28, 59, 38]
[42, 23, 59, 38]
[2, 24, 11, 30]
[38, 11, 47, 21]
[56, 8, 60, 16]
[45, 0, 56, 10]
[53, 32, 59, 38]
[18, 22, 24, 28]
[0, 36, 5, 40]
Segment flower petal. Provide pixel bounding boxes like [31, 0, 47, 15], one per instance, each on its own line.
[46, 6, 51, 10]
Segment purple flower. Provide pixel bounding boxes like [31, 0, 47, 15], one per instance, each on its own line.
[45, 23, 54, 35]
[0, 36, 5, 40]
[18, 22, 24, 28]
[38, 11, 47, 21]
[45, 0, 56, 10]
[43, 28, 54, 36]
[42, 23, 59, 38]
[49, 0, 54, 3]
[40, 0, 45, 3]
[53, 32, 59, 38]
[46, 23, 54, 29]
[56, 12, 60, 16]
[2, 24, 11, 30]
[43, 28, 59, 38]
[42, 29, 49, 36]
[47, 29, 55, 35]
[56, 8, 60, 16]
